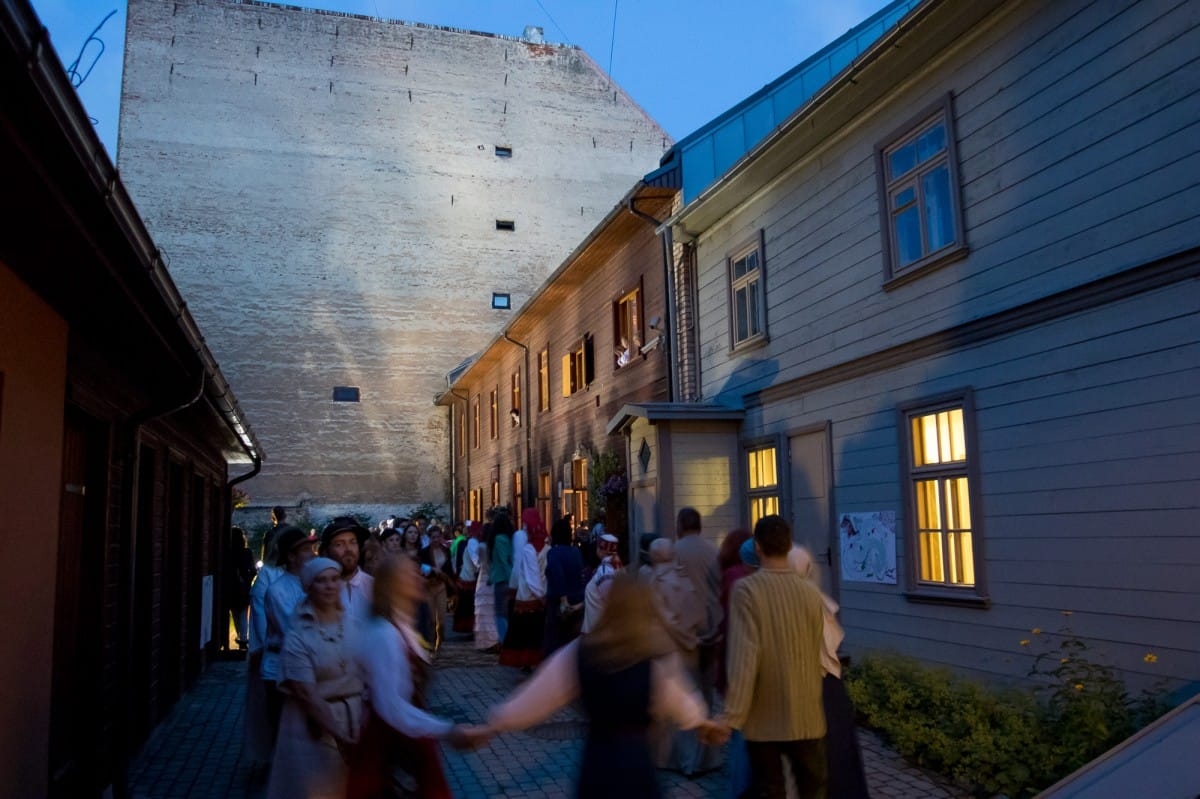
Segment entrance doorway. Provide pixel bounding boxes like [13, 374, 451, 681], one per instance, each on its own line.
[788, 424, 837, 600]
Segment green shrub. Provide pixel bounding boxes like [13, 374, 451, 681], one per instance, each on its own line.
[846, 629, 1170, 798]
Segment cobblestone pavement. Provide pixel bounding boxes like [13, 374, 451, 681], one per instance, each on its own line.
[130, 634, 967, 798]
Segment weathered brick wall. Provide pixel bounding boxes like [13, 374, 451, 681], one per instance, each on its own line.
[119, 0, 670, 507]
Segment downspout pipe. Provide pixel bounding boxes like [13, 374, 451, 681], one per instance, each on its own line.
[628, 193, 677, 403]
[448, 388, 470, 522]
[501, 330, 533, 511]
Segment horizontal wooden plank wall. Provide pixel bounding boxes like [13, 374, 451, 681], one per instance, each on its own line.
[450, 197, 672, 522]
[686, 0, 1199, 688]
[695, 0, 1200, 400]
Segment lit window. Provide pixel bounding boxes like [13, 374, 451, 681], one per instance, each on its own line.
[538, 349, 550, 411]
[901, 392, 984, 597]
[728, 233, 766, 349]
[877, 95, 967, 281]
[489, 389, 498, 440]
[511, 370, 521, 427]
[472, 397, 480, 450]
[747, 445, 779, 526]
[613, 285, 642, 369]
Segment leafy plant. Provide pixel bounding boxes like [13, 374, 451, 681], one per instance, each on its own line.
[231, 486, 251, 509]
[589, 449, 625, 514]
[847, 624, 1171, 798]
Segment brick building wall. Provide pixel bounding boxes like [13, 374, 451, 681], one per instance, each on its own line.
[119, 0, 671, 511]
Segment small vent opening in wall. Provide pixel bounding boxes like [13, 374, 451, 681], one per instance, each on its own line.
[332, 386, 360, 402]
[495, 146, 512, 157]
[496, 219, 515, 231]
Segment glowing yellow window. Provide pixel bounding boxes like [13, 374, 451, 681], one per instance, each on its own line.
[909, 406, 976, 588]
[748, 446, 780, 527]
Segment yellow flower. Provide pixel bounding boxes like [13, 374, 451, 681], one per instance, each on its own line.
[1074, 683, 1084, 691]
[1032, 627, 1042, 635]
[1020, 639, 1030, 647]
[1144, 653, 1158, 664]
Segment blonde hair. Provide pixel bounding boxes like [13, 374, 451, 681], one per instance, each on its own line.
[580, 572, 674, 672]
[370, 553, 418, 618]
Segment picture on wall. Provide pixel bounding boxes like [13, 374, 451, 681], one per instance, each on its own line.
[838, 511, 897, 584]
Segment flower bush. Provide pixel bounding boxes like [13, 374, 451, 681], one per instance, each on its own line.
[846, 620, 1170, 797]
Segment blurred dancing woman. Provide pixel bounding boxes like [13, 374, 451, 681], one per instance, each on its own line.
[349, 555, 481, 799]
[499, 508, 548, 669]
[485, 573, 728, 798]
[266, 558, 362, 799]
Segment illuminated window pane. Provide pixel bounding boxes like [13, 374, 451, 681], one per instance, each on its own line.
[748, 447, 778, 490]
[947, 477, 971, 530]
[920, 531, 944, 582]
[915, 479, 941, 530]
[948, 531, 975, 586]
[948, 408, 966, 461]
[750, 495, 779, 527]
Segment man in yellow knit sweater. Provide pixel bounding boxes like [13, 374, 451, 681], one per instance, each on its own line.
[720, 514, 827, 798]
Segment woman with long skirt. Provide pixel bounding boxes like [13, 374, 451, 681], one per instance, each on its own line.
[265, 557, 362, 799]
[484, 573, 729, 798]
[348, 554, 481, 799]
[499, 508, 548, 669]
[543, 517, 585, 656]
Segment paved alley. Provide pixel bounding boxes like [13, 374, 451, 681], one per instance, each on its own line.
[129, 635, 966, 799]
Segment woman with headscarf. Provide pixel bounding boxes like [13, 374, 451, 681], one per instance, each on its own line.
[266, 557, 363, 799]
[485, 573, 729, 798]
[473, 522, 501, 652]
[349, 554, 482, 799]
[499, 508, 548, 669]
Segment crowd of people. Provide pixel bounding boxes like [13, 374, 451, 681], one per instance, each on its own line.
[239, 504, 867, 798]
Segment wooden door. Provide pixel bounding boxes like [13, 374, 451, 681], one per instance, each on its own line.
[788, 425, 838, 600]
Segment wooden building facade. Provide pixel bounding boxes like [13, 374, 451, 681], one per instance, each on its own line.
[0, 1, 262, 795]
[631, 0, 1199, 687]
[441, 184, 675, 550]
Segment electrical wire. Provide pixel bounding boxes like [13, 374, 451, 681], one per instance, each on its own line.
[66, 9, 117, 89]
[606, 0, 619, 88]
[532, 0, 570, 44]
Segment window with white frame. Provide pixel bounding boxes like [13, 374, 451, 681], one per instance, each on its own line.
[901, 393, 983, 594]
[878, 95, 966, 281]
[728, 233, 766, 349]
[747, 445, 780, 527]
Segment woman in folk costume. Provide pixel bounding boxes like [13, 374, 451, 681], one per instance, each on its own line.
[265, 558, 363, 799]
[452, 521, 482, 634]
[348, 554, 482, 799]
[644, 538, 721, 776]
[473, 522, 501, 652]
[418, 525, 455, 651]
[789, 545, 869, 799]
[543, 516, 586, 656]
[485, 573, 729, 798]
[499, 508, 548, 669]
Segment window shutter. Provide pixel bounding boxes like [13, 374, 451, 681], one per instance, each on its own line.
[583, 334, 595, 385]
[561, 353, 572, 397]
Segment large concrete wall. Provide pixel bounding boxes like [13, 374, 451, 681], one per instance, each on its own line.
[118, 0, 670, 509]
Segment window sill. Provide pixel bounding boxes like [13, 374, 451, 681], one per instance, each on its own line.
[883, 244, 969, 291]
[729, 334, 769, 356]
[904, 588, 990, 609]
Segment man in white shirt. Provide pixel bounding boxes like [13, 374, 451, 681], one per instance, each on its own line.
[582, 533, 622, 634]
[319, 516, 375, 620]
[261, 526, 316, 744]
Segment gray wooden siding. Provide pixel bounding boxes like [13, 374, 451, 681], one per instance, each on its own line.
[741, 282, 1199, 685]
[694, 0, 1199, 403]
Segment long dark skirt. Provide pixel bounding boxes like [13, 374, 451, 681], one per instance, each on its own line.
[499, 598, 545, 669]
[346, 713, 451, 799]
[451, 580, 475, 634]
[824, 674, 869, 799]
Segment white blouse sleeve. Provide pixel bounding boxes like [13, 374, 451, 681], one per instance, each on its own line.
[359, 622, 454, 739]
[649, 652, 707, 729]
[487, 641, 580, 731]
[520, 545, 547, 599]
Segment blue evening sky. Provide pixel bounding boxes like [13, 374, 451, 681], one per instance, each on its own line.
[31, 0, 893, 158]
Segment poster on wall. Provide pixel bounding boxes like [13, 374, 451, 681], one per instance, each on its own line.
[838, 511, 897, 584]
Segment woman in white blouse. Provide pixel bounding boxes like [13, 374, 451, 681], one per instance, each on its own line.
[485, 572, 729, 798]
[349, 554, 481, 799]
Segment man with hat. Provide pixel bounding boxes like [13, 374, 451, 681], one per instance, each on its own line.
[262, 525, 317, 742]
[581, 530, 622, 634]
[320, 515, 374, 620]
